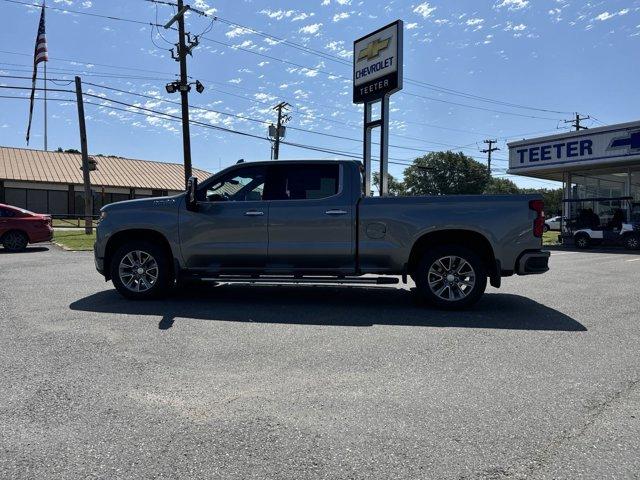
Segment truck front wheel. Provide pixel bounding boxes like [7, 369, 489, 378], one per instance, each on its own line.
[414, 246, 487, 310]
[111, 241, 171, 299]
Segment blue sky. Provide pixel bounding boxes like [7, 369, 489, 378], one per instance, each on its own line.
[1, 0, 639, 189]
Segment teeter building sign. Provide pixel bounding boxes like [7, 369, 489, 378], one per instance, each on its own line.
[353, 20, 403, 104]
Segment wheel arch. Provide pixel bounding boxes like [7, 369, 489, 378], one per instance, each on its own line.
[104, 229, 174, 281]
[1, 228, 29, 243]
[407, 229, 496, 278]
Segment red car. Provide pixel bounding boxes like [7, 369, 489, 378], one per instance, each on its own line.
[0, 203, 53, 252]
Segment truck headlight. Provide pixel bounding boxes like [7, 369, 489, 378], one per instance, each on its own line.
[99, 211, 108, 222]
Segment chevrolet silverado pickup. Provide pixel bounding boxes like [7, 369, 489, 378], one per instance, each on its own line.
[94, 160, 549, 309]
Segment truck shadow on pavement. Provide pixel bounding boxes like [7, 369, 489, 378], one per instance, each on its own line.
[70, 284, 586, 332]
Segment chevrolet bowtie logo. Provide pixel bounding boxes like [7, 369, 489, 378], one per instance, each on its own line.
[357, 37, 391, 63]
[608, 130, 640, 152]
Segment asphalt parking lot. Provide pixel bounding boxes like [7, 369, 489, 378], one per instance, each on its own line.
[1, 245, 639, 479]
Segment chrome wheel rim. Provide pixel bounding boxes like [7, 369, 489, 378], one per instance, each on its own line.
[577, 237, 587, 247]
[427, 255, 476, 302]
[118, 250, 159, 292]
[628, 237, 639, 249]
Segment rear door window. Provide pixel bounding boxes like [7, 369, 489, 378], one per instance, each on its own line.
[265, 164, 339, 201]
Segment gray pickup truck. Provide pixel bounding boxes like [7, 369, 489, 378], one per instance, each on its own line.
[95, 159, 549, 309]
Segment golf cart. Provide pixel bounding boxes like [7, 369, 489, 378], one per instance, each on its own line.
[562, 196, 640, 250]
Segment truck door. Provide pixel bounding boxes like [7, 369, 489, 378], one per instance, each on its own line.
[264, 163, 355, 273]
[179, 165, 268, 271]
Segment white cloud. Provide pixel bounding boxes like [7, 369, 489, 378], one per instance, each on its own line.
[504, 22, 527, 31]
[259, 9, 294, 20]
[595, 11, 615, 21]
[225, 26, 250, 38]
[263, 38, 282, 46]
[595, 9, 630, 21]
[413, 2, 436, 18]
[292, 12, 314, 21]
[333, 12, 350, 22]
[466, 18, 484, 26]
[254, 92, 276, 102]
[193, 0, 216, 15]
[325, 40, 352, 58]
[228, 78, 242, 84]
[406, 22, 419, 29]
[494, 0, 529, 11]
[298, 23, 322, 35]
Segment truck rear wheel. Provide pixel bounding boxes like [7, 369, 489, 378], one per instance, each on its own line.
[111, 241, 171, 299]
[414, 246, 487, 310]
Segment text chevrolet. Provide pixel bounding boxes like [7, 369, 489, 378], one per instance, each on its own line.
[95, 160, 549, 309]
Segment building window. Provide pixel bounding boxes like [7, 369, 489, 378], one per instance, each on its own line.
[4, 188, 27, 209]
[25, 189, 47, 213]
[48, 190, 68, 215]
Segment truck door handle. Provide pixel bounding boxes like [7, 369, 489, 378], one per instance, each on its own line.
[325, 209, 348, 216]
[244, 210, 264, 217]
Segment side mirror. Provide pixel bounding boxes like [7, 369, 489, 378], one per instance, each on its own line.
[186, 176, 198, 212]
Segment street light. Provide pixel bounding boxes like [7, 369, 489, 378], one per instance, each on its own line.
[165, 82, 178, 94]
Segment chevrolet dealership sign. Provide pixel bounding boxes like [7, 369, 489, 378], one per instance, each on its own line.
[508, 120, 640, 173]
[353, 20, 403, 104]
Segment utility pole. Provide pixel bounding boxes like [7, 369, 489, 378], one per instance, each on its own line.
[74, 76, 93, 235]
[481, 139, 499, 176]
[565, 113, 590, 131]
[271, 101, 290, 160]
[162, 0, 205, 187]
[176, 0, 191, 186]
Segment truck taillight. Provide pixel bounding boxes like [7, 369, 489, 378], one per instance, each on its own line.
[529, 199, 544, 238]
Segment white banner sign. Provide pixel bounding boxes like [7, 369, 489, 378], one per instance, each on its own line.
[508, 121, 640, 173]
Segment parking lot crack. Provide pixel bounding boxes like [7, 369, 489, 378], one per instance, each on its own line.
[471, 377, 640, 480]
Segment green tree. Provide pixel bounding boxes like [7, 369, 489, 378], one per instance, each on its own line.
[484, 177, 521, 194]
[55, 147, 81, 154]
[521, 188, 563, 216]
[372, 172, 406, 196]
[403, 151, 491, 195]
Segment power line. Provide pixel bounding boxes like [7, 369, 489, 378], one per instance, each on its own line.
[76, 80, 489, 157]
[0, 77, 515, 165]
[149, 1, 573, 115]
[0, 49, 510, 139]
[3, 0, 576, 119]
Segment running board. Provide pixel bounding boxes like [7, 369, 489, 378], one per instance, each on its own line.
[200, 275, 399, 285]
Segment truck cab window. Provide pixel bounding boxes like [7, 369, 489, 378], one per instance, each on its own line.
[201, 166, 266, 202]
[264, 164, 339, 200]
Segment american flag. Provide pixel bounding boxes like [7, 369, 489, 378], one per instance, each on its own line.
[26, 2, 48, 145]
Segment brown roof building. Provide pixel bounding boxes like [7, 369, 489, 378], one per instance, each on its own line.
[0, 146, 210, 216]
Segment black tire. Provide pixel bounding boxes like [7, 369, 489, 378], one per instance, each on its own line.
[2, 230, 29, 252]
[110, 240, 172, 299]
[574, 233, 591, 249]
[623, 234, 640, 250]
[414, 245, 487, 310]
[543, 224, 550, 233]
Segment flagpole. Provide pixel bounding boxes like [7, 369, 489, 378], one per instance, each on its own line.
[44, 61, 48, 151]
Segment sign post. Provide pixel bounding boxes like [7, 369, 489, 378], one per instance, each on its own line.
[353, 20, 403, 196]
